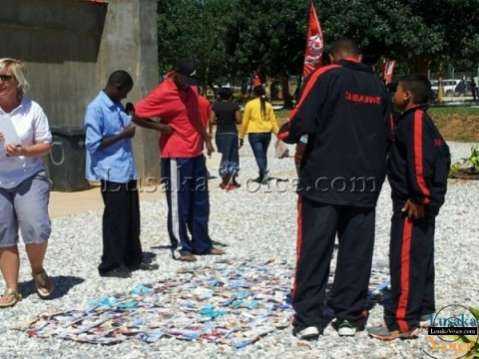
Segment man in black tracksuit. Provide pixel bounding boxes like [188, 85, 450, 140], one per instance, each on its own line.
[369, 75, 450, 340]
[278, 39, 390, 338]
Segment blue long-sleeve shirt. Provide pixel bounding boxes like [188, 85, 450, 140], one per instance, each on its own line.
[84, 91, 137, 183]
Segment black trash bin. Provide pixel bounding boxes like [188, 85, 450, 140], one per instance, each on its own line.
[46, 127, 90, 192]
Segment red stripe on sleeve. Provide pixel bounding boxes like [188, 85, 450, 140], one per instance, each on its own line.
[278, 64, 340, 141]
[413, 110, 431, 204]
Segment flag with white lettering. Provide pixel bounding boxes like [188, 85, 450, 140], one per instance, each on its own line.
[302, 1, 324, 77]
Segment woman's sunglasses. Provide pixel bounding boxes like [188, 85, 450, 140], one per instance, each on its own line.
[0, 75, 14, 82]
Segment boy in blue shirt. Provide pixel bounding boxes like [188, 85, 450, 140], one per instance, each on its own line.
[84, 71, 151, 278]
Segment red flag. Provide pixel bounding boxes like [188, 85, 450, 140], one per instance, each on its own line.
[383, 60, 396, 85]
[302, 2, 324, 77]
[294, 2, 325, 174]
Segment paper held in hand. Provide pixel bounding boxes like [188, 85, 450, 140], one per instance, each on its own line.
[0, 115, 21, 145]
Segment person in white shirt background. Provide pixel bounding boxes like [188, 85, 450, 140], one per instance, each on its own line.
[0, 58, 54, 308]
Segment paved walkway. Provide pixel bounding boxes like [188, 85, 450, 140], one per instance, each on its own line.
[48, 155, 223, 218]
[48, 185, 164, 218]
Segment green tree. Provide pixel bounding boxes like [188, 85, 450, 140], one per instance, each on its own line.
[316, 0, 479, 74]
[157, 0, 236, 90]
[226, 0, 309, 106]
[157, 0, 479, 91]
[404, 0, 479, 74]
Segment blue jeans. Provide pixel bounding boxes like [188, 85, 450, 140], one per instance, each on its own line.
[161, 155, 212, 255]
[215, 133, 240, 178]
[248, 132, 272, 179]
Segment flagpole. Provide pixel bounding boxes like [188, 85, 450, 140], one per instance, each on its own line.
[295, 0, 324, 174]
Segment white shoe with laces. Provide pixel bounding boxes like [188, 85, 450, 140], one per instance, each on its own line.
[295, 326, 320, 340]
[337, 320, 358, 337]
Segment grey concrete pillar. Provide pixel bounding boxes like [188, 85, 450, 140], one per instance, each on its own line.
[97, 0, 161, 181]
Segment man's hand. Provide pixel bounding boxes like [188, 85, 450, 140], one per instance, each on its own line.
[121, 124, 136, 139]
[5, 144, 27, 157]
[402, 199, 425, 219]
[125, 103, 135, 116]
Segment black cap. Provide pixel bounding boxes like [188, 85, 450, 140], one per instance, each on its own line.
[174, 59, 198, 86]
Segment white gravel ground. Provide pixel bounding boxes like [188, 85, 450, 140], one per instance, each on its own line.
[0, 141, 478, 358]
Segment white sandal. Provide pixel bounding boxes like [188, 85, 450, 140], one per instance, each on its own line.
[32, 269, 54, 299]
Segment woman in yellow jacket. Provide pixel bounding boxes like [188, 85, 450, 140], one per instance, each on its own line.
[239, 85, 279, 183]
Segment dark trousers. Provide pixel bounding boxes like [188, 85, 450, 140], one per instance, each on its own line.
[216, 132, 240, 178]
[385, 210, 435, 332]
[161, 155, 212, 255]
[293, 197, 375, 330]
[99, 180, 142, 274]
[248, 132, 271, 179]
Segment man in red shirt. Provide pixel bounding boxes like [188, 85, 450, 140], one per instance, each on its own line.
[133, 60, 223, 262]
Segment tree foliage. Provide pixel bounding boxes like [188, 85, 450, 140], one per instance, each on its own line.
[157, 0, 235, 87]
[157, 0, 479, 85]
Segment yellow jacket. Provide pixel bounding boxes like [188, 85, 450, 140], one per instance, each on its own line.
[239, 98, 279, 139]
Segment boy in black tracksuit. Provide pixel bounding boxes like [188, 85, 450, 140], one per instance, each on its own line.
[368, 75, 451, 340]
[278, 39, 390, 339]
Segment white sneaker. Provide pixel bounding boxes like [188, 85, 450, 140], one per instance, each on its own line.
[337, 320, 357, 337]
[295, 326, 320, 340]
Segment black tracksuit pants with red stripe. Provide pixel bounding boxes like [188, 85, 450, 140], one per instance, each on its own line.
[293, 196, 375, 331]
[385, 206, 435, 332]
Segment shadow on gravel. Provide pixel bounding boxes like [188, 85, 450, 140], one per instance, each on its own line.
[151, 241, 228, 252]
[150, 245, 172, 251]
[268, 176, 289, 183]
[142, 251, 157, 264]
[20, 276, 85, 300]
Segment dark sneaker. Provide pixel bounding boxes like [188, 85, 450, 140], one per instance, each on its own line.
[336, 320, 357, 337]
[100, 266, 131, 278]
[368, 325, 419, 341]
[251, 176, 263, 183]
[260, 175, 271, 185]
[293, 326, 320, 340]
[178, 252, 197, 262]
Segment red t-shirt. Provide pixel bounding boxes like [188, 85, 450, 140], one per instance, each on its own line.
[134, 79, 205, 158]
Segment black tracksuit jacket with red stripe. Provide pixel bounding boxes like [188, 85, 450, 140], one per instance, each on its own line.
[387, 106, 451, 216]
[279, 60, 390, 207]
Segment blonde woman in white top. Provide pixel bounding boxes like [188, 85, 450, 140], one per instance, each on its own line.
[0, 59, 54, 307]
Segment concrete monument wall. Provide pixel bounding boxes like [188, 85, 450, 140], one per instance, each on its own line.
[0, 0, 161, 180]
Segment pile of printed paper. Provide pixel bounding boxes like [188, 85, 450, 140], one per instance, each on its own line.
[21, 259, 295, 348]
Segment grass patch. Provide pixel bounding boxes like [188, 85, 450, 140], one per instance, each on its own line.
[430, 106, 479, 142]
[429, 106, 479, 118]
[274, 106, 479, 142]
